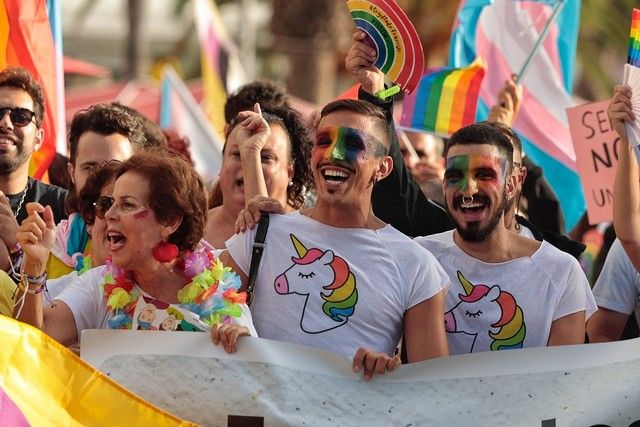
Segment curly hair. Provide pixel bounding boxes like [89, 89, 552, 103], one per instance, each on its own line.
[0, 67, 45, 126]
[225, 105, 313, 209]
[77, 161, 121, 226]
[116, 151, 207, 252]
[224, 81, 289, 123]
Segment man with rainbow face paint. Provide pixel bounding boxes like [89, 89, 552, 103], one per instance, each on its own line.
[414, 122, 596, 354]
[221, 98, 449, 380]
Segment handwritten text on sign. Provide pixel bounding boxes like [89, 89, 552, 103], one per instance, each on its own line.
[567, 101, 621, 224]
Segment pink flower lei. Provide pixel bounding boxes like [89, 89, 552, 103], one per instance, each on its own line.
[101, 250, 246, 328]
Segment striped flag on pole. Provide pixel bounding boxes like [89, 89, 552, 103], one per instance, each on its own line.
[449, 0, 585, 231]
[0, 0, 62, 178]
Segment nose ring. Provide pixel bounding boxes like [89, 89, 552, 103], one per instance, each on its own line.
[462, 195, 474, 205]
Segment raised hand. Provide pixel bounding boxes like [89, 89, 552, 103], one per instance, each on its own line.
[608, 85, 635, 141]
[488, 75, 523, 127]
[0, 191, 19, 248]
[233, 103, 271, 155]
[345, 30, 385, 95]
[16, 202, 55, 272]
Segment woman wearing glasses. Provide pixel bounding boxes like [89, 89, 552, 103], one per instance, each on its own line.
[14, 151, 255, 353]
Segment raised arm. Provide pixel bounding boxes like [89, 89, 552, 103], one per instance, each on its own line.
[345, 31, 453, 237]
[609, 85, 640, 270]
[14, 202, 78, 345]
[235, 103, 271, 205]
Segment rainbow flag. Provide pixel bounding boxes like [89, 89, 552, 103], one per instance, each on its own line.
[0, 316, 195, 426]
[193, 0, 246, 134]
[628, 8, 640, 67]
[449, 0, 584, 231]
[0, 0, 62, 179]
[400, 59, 485, 136]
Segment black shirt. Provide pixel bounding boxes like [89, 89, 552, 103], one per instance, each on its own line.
[7, 177, 67, 224]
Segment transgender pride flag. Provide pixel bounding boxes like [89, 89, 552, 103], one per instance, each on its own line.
[449, 0, 585, 231]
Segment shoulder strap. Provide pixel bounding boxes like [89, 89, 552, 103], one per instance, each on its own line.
[246, 213, 269, 305]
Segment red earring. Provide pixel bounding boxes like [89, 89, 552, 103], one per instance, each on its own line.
[152, 239, 178, 263]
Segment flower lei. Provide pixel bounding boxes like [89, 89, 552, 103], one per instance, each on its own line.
[102, 250, 247, 330]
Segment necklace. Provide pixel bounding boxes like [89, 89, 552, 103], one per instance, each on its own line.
[12, 181, 29, 218]
[102, 250, 247, 330]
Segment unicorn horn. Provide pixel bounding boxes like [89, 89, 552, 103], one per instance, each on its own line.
[457, 271, 474, 296]
[290, 234, 308, 258]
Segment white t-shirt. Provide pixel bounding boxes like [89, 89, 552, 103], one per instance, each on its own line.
[415, 230, 597, 355]
[592, 239, 640, 328]
[56, 265, 256, 341]
[47, 271, 80, 299]
[226, 212, 449, 359]
[518, 224, 535, 239]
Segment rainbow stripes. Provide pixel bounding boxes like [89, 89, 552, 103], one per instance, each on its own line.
[400, 59, 485, 136]
[0, 0, 60, 178]
[629, 8, 640, 67]
[347, 0, 424, 94]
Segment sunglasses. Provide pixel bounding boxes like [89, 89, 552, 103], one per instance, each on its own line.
[93, 196, 114, 220]
[0, 107, 37, 127]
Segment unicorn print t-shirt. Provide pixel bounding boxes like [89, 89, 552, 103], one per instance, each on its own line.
[226, 212, 449, 359]
[415, 230, 597, 355]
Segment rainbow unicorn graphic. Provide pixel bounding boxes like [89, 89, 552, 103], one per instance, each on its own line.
[444, 271, 526, 353]
[274, 234, 358, 334]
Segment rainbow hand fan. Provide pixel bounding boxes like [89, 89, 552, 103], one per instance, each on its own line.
[622, 64, 640, 161]
[347, 0, 424, 94]
[400, 59, 485, 137]
[624, 9, 640, 162]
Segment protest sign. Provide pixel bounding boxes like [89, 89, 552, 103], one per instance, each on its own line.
[567, 100, 620, 224]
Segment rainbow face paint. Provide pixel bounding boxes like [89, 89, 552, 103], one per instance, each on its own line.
[313, 126, 387, 165]
[444, 154, 508, 191]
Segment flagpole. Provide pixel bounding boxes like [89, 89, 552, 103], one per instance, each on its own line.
[515, 0, 564, 84]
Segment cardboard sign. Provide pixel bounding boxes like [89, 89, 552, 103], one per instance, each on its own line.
[567, 100, 621, 224]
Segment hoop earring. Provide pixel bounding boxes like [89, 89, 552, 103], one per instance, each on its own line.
[462, 195, 474, 205]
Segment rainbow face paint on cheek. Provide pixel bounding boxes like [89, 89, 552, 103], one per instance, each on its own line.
[444, 154, 508, 191]
[314, 126, 385, 164]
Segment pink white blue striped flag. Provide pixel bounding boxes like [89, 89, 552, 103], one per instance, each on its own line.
[449, 0, 585, 231]
[159, 66, 223, 187]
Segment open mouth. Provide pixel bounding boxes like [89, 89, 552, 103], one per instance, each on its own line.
[454, 194, 490, 219]
[320, 167, 351, 185]
[107, 230, 127, 251]
[0, 136, 16, 150]
[235, 178, 244, 190]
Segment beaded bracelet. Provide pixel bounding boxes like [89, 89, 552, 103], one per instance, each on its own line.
[24, 271, 47, 286]
[17, 277, 45, 295]
[8, 242, 22, 255]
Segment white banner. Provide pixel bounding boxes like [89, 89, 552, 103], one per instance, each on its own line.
[82, 331, 640, 427]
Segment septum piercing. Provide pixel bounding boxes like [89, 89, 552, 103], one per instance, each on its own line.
[462, 195, 474, 205]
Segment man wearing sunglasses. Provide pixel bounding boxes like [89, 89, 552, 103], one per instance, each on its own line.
[0, 67, 67, 274]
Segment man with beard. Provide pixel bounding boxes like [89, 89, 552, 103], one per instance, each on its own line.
[414, 123, 596, 354]
[0, 67, 66, 273]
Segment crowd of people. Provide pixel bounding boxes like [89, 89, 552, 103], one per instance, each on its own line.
[0, 29, 638, 382]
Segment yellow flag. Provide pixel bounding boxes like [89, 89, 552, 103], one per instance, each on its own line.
[0, 316, 196, 426]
